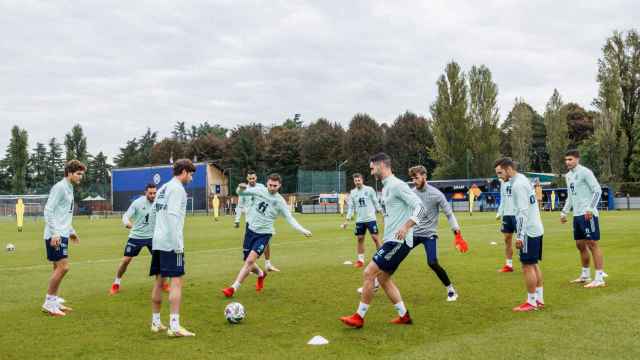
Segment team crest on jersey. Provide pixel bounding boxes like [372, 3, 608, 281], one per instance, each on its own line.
[153, 173, 161, 185]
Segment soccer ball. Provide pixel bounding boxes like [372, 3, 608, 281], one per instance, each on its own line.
[6, 243, 16, 252]
[224, 302, 245, 324]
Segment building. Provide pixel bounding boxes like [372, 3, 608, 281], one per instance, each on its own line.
[111, 162, 229, 212]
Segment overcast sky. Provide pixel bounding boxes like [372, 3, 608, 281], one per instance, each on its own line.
[1, 0, 638, 161]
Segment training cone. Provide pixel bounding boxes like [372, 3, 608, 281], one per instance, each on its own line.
[307, 335, 329, 346]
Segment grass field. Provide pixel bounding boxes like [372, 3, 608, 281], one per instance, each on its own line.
[1, 211, 639, 360]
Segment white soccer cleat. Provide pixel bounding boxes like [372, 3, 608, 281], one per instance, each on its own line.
[151, 323, 168, 333]
[447, 292, 458, 302]
[266, 264, 280, 272]
[41, 303, 66, 317]
[570, 276, 591, 284]
[167, 326, 196, 337]
[57, 297, 66, 304]
[584, 280, 606, 288]
[603, 272, 609, 278]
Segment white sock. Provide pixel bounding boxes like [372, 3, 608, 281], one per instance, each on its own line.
[374, 278, 380, 288]
[535, 287, 544, 304]
[581, 267, 591, 278]
[527, 293, 537, 307]
[506, 259, 513, 267]
[356, 302, 369, 318]
[152, 313, 161, 325]
[45, 294, 57, 305]
[595, 270, 604, 282]
[447, 284, 456, 293]
[114, 277, 121, 285]
[232, 281, 241, 291]
[265, 260, 272, 268]
[394, 301, 407, 317]
[170, 313, 180, 331]
[357, 254, 365, 262]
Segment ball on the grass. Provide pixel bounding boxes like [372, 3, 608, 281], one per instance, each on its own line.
[225, 302, 245, 324]
[6, 243, 16, 252]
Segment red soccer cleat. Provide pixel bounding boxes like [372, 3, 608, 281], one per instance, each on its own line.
[498, 265, 514, 273]
[536, 301, 545, 309]
[339, 313, 364, 328]
[390, 312, 413, 325]
[256, 272, 267, 292]
[222, 287, 235, 298]
[512, 302, 538, 312]
[353, 260, 365, 268]
[162, 282, 170, 293]
[109, 283, 120, 295]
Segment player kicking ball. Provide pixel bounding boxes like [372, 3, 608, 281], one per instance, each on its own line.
[149, 159, 196, 337]
[494, 158, 545, 312]
[496, 178, 517, 272]
[561, 150, 607, 288]
[234, 170, 280, 272]
[41, 160, 86, 316]
[222, 173, 312, 298]
[341, 173, 382, 269]
[340, 153, 426, 328]
[408, 165, 468, 302]
[110, 183, 168, 295]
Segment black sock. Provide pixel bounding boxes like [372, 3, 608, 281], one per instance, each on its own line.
[428, 262, 451, 287]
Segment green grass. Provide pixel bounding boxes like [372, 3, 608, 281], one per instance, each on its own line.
[1, 211, 639, 360]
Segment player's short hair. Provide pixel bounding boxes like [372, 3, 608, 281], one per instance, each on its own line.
[565, 149, 580, 158]
[494, 157, 516, 170]
[64, 160, 87, 176]
[352, 173, 363, 179]
[145, 183, 157, 191]
[369, 152, 391, 167]
[267, 173, 282, 183]
[247, 170, 257, 176]
[408, 165, 427, 177]
[173, 159, 196, 176]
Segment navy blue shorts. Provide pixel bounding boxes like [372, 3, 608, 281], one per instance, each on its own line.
[124, 238, 152, 257]
[243, 227, 272, 260]
[412, 235, 439, 263]
[501, 215, 517, 234]
[45, 237, 69, 262]
[519, 235, 543, 265]
[354, 221, 379, 236]
[149, 250, 185, 278]
[372, 241, 412, 275]
[573, 215, 600, 241]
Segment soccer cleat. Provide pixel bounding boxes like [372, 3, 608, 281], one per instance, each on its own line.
[584, 280, 606, 288]
[447, 291, 458, 302]
[41, 303, 66, 317]
[390, 312, 413, 325]
[354, 260, 365, 268]
[167, 326, 196, 337]
[109, 283, 120, 295]
[512, 302, 538, 312]
[266, 265, 280, 272]
[498, 265, 514, 273]
[570, 276, 591, 284]
[151, 322, 168, 333]
[222, 287, 235, 298]
[256, 272, 268, 292]
[357, 284, 380, 294]
[536, 301, 545, 309]
[603, 272, 609, 278]
[339, 313, 364, 328]
[162, 282, 171, 293]
[58, 303, 73, 312]
[57, 297, 66, 304]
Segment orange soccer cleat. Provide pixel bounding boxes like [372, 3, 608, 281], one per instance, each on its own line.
[512, 302, 538, 312]
[222, 287, 235, 298]
[339, 313, 364, 328]
[256, 272, 268, 292]
[498, 265, 514, 273]
[353, 260, 365, 268]
[109, 283, 120, 295]
[390, 312, 413, 325]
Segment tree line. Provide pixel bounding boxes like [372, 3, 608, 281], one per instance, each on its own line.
[2, 29, 639, 197]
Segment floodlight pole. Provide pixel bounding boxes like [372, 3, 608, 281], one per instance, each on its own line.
[337, 160, 348, 194]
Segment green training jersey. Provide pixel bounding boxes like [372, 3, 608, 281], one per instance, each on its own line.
[235, 183, 267, 223]
[562, 164, 602, 217]
[346, 185, 381, 223]
[123, 196, 156, 239]
[379, 175, 425, 247]
[497, 179, 516, 217]
[511, 173, 544, 239]
[239, 185, 308, 235]
[43, 178, 76, 239]
[152, 177, 187, 252]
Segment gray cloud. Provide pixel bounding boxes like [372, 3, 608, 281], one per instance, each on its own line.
[1, 0, 638, 159]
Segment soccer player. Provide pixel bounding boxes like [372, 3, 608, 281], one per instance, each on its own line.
[341, 173, 382, 268]
[222, 173, 312, 298]
[494, 158, 545, 312]
[234, 170, 280, 272]
[408, 165, 468, 302]
[110, 183, 169, 295]
[560, 150, 606, 288]
[340, 153, 426, 328]
[41, 160, 86, 317]
[149, 159, 196, 337]
[496, 178, 517, 272]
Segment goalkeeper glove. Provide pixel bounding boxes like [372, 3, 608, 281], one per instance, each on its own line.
[453, 230, 468, 253]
